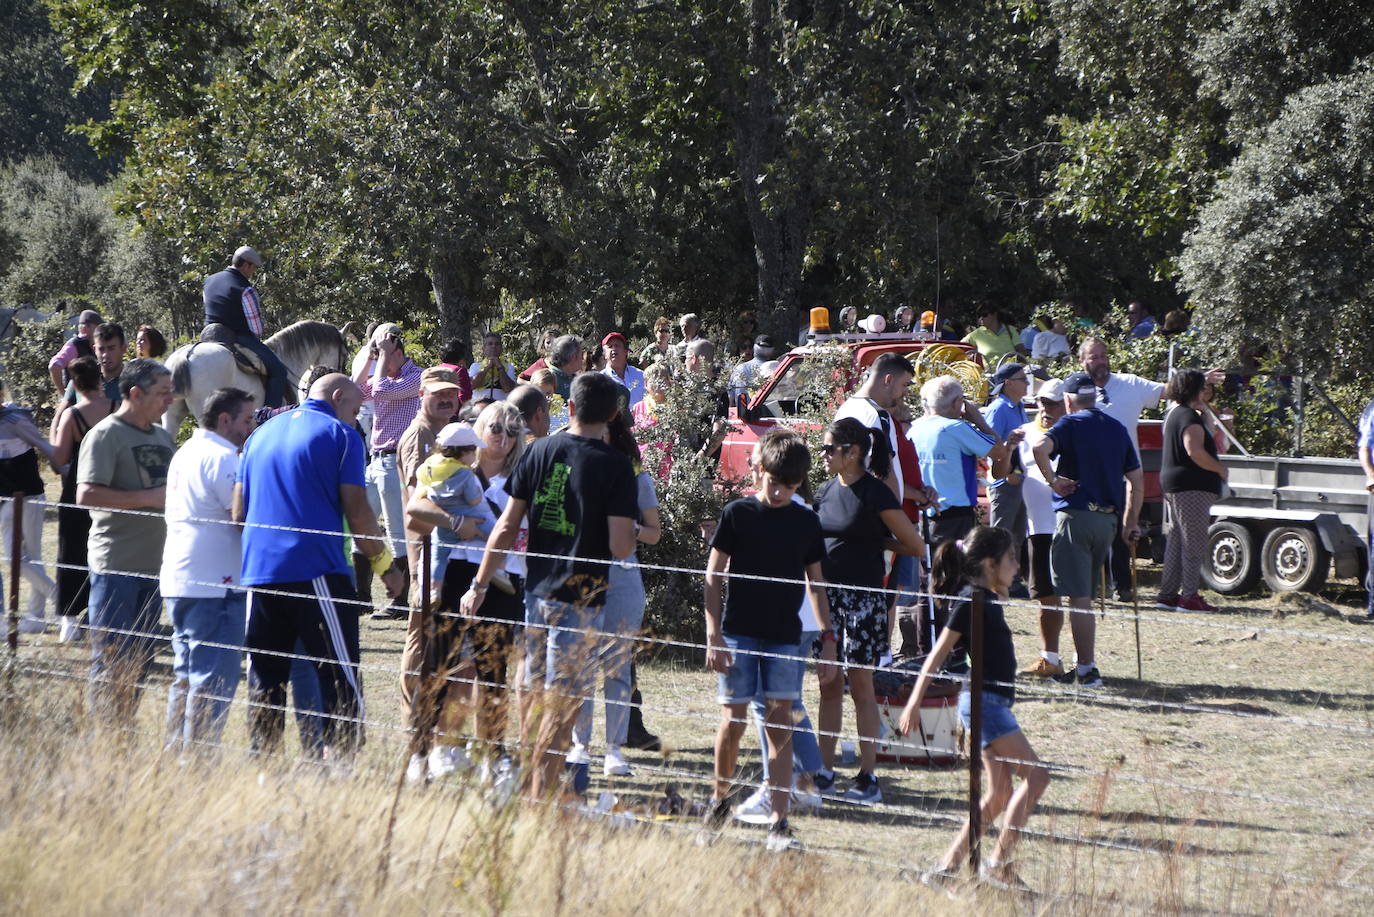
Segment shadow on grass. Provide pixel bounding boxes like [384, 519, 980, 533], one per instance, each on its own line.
[1025, 677, 1374, 716]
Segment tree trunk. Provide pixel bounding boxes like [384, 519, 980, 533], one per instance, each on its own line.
[732, 0, 815, 341]
[428, 249, 477, 347]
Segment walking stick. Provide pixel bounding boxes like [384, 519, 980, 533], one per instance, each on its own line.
[1131, 538, 1142, 680]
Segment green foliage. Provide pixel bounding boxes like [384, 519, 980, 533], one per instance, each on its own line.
[3, 312, 70, 423]
[637, 378, 743, 642]
[0, 158, 194, 333]
[1181, 64, 1374, 385]
[0, 0, 113, 180]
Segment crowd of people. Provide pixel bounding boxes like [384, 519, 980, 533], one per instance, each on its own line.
[8, 247, 1371, 888]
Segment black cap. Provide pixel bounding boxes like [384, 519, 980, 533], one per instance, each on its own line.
[989, 363, 1028, 396]
[1062, 371, 1096, 395]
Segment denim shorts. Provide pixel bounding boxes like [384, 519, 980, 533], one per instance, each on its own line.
[958, 690, 1021, 749]
[717, 634, 801, 705]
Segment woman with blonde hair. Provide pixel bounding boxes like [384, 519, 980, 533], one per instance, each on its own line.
[406, 401, 527, 781]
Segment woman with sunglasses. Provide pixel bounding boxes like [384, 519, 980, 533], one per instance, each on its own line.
[410, 401, 527, 780]
[813, 417, 925, 805]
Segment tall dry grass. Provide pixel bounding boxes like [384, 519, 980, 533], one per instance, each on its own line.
[0, 667, 1366, 916]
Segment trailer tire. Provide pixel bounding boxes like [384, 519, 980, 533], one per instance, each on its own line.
[1201, 522, 1260, 595]
[1260, 526, 1330, 594]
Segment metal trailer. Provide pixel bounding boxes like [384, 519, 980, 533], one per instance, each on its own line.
[1202, 453, 1369, 595]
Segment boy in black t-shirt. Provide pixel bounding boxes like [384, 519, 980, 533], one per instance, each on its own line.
[703, 429, 834, 851]
[464, 372, 638, 800]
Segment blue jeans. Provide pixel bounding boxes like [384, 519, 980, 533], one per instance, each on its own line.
[165, 592, 245, 748]
[717, 633, 801, 704]
[958, 690, 1021, 749]
[88, 572, 163, 719]
[366, 452, 406, 557]
[752, 630, 823, 780]
[1366, 493, 1373, 615]
[236, 334, 288, 408]
[573, 565, 645, 749]
[891, 552, 921, 606]
[523, 597, 603, 695]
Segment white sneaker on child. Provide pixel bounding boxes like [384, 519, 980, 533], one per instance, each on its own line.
[566, 744, 591, 766]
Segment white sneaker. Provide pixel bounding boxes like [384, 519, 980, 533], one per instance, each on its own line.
[790, 779, 823, 814]
[58, 616, 82, 643]
[428, 744, 472, 779]
[566, 744, 591, 766]
[603, 747, 632, 777]
[18, 614, 46, 635]
[405, 753, 428, 784]
[733, 786, 772, 824]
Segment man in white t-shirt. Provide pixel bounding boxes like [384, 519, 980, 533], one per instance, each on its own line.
[469, 331, 517, 401]
[1079, 337, 1164, 601]
[160, 386, 256, 748]
[833, 352, 914, 500]
[1079, 337, 1164, 460]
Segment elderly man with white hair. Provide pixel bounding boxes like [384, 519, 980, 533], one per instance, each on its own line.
[906, 375, 1013, 546]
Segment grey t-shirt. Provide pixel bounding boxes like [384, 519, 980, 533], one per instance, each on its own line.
[77, 414, 175, 574]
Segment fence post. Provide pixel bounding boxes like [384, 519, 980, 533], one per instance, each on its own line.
[7, 493, 24, 657]
[967, 588, 984, 874]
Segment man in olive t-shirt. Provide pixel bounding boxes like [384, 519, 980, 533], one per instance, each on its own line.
[76, 358, 175, 722]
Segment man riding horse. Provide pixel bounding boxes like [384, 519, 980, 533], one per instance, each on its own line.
[203, 246, 289, 408]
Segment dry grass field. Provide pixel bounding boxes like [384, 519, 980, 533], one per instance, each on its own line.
[2, 494, 1373, 914]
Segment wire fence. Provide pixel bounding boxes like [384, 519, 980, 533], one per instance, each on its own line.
[4, 493, 1373, 903]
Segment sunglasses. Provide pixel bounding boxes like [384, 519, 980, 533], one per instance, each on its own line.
[494, 424, 523, 437]
[820, 443, 855, 455]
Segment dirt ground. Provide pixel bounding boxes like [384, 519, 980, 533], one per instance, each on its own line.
[8, 492, 1374, 912]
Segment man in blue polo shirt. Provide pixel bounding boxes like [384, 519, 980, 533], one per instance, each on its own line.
[983, 363, 1041, 595]
[908, 374, 1010, 545]
[233, 373, 402, 756]
[1032, 371, 1143, 688]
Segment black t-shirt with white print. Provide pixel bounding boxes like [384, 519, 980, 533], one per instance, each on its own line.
[505, 432, 638, 604]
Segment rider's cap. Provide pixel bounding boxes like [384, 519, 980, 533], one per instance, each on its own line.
[421, 366, 462, 394]
[233, 246, 263, 267]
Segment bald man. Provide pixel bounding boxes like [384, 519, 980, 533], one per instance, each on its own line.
[233, 372, 402, 757]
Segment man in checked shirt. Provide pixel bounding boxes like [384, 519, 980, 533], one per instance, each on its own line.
[353, 322, 423, 614]
[202, 246, 290, 408]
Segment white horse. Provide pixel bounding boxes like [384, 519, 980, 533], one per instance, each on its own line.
[161, 320, 352, 432]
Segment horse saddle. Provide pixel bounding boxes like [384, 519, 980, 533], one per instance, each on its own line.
[200, 324, 267, 376]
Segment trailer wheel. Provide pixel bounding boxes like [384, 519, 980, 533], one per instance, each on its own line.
[1260, 526, 1330, 594]
[1201, 522, 1260, 595]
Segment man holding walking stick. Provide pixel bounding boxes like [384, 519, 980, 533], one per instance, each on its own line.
[1031, 372, 1143, 689]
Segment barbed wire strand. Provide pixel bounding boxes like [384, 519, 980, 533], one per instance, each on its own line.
[36, 553, 1374, 741]
[14, 495, 1374, 647]
[24, 616, 1374, 827]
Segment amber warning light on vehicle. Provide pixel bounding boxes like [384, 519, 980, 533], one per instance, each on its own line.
[809, 307, 831, 335]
